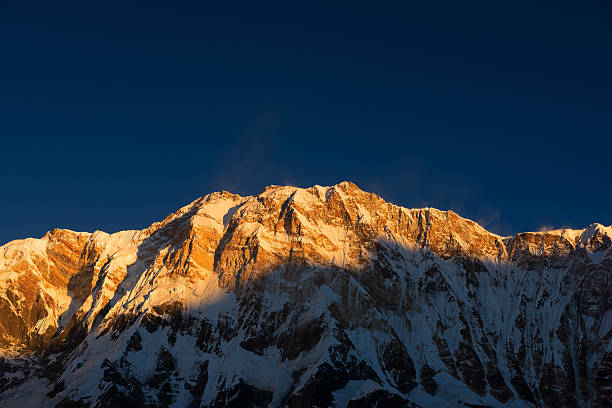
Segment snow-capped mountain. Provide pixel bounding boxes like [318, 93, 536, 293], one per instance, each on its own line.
[0, 182, 610, 407]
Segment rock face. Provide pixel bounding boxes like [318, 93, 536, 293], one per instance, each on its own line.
[0, 182, 610, 407]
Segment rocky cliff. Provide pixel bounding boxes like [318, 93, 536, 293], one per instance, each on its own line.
[0, 182, 610, 407]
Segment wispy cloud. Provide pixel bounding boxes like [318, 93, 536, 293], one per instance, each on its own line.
[475, 207, 499, 227]
[212, 110, 295, 195]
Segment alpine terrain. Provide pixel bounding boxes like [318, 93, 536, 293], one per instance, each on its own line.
[0, 182, 610, 408]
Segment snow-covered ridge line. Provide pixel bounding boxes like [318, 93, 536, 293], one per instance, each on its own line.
[0, 181, 610, 407]
[1, 181, 608, 251]
[520, 222, 612, 244]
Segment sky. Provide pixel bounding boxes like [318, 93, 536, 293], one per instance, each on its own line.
[1, 1, 611, 245]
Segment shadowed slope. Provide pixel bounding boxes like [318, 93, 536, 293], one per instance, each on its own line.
[0, 182, 610, 407]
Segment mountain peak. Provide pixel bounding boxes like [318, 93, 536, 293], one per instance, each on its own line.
[0, 183, 610, 407]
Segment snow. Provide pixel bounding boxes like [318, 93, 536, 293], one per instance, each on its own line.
[332, 379, 381, 406]
[524, 222, 612, 248]
[0, 182, 609, 406]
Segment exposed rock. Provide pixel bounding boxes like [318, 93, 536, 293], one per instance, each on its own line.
[211, 378, 273, 408]
[0, 182, 609, 407]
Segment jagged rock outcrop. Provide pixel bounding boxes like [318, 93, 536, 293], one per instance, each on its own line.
[0, 182, 610, 407]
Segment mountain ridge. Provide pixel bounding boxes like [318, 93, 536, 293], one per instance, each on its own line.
[0, 182, 610, 407]
[5, 180, 609, 249]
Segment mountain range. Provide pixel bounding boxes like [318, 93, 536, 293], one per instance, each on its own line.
[0, 182, 610, 407]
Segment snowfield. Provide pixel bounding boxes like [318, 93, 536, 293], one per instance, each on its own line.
[0, 182, 610, 407]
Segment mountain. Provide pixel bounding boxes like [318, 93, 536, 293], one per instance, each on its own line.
[0, 182, 610, 408]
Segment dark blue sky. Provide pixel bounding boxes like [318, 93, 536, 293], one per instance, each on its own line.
[1, 1, 611, 244]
